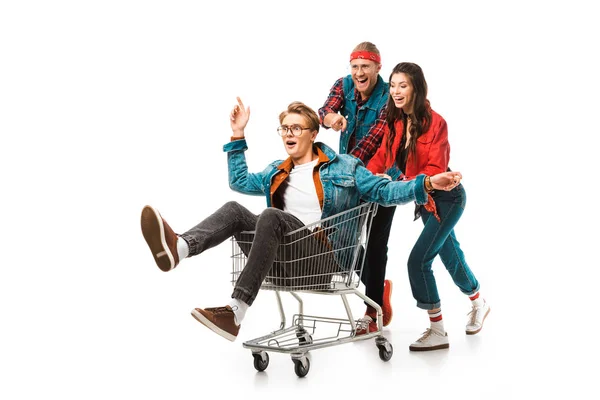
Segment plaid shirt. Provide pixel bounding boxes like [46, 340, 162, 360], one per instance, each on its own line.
[350, 105, 387, 164]
[318, 77, 346, 126]
[318, 77, 387, 164]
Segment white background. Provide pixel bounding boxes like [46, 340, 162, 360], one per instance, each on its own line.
[1, 0, 598, 398]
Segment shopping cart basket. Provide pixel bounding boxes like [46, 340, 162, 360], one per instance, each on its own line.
[230, 202, 393, 377]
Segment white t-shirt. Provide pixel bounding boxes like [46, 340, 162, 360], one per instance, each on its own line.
[281, 159, 322, 226]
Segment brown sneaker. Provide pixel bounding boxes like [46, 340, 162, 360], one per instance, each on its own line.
[140, 205, 179, 272]
[191, 306, 240, 342]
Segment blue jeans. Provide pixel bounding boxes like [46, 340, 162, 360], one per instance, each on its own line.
[361, 204, 396, 307]
[407, 184, 479, 310]
[179, 201, 336, 306]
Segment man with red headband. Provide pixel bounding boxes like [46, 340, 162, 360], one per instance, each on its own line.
[318, 42, 393, 335]
[319, 42, 387, 156]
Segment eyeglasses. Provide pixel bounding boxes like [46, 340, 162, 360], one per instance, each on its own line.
[350, 63, 374, 73]
[277, 125, 312, 137]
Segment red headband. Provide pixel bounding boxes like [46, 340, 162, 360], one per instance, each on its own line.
[350, 51, 381, 64]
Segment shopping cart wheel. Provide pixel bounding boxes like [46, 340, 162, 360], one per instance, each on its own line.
[252, 352, 269, 372]
[377, 342, 393, 362]
[292, 356, 310, 378]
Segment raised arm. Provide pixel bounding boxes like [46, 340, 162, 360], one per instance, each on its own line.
[223, 97, 267, 197]
[230, 96, 250, 138]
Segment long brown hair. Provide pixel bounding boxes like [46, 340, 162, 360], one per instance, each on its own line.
[385, 62, 431, 162]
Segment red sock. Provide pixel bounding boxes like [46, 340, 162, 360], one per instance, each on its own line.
[428, 309, 444, 334]
[469, 292, 484, 307]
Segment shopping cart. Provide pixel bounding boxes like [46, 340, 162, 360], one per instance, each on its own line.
[230, 202, 393, 377]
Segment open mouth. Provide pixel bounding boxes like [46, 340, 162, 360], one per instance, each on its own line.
[286, 139, 297, 148]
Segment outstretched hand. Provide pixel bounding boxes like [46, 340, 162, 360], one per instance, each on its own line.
[230, 96, 250, 138]
[430, 171, 462, 191]
[323, 113, 347, 132]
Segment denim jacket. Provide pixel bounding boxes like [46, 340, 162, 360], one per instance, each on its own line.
[223, 139, 428, 219]
[340, 75, 389, 154]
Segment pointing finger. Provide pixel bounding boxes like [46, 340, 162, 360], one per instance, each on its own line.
[236, 96, 246, 112]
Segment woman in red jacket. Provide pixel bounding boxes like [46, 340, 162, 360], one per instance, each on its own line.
[368, 62, 490, 351]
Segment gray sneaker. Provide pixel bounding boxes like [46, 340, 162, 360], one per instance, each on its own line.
[466, 301, 490, 335]
[409, 328, 450, 351]
[141, 205, 179, 272]
[191, 306, 240, 342]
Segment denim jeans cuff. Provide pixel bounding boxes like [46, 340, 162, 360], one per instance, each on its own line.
[463, 284, 481, 297]
[232, 287, 255, 306]
[178, 233, 197, 257]
[416, 300, 441, 310]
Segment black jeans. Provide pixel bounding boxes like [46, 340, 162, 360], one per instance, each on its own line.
[361, 204, 396, 307]
[179, 201, 336, 306]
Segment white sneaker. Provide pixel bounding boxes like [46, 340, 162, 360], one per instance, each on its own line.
[466, 301, 490, 335]
[409, 328, 450, 351]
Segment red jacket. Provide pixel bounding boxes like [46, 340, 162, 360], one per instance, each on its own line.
[367, 109, 449, 221]
[367, 109, 449, 179]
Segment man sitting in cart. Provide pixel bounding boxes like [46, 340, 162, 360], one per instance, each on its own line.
[140, 97, 462, 342]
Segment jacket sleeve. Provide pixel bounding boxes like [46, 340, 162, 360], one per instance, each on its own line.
[318, 77, 344, 128]
[365, 124, 389, 174]
[354, 163, 428, 207]
[419, 117, 450, 177]
[350, 106, 388, 165]
[223, 139, 269, 196]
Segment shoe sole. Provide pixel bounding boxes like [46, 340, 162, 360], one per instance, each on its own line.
[141, 205, 174, 272]
[383, 280, 393, 327]
[191, 309, 237, 342]
[466, 307, 491, 335]
[409, 343, 450, 352]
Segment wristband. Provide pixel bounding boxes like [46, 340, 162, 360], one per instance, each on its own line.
[425, 176, 434, 193]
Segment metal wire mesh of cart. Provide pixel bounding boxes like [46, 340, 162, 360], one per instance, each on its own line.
[230, 202, 378, 292]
